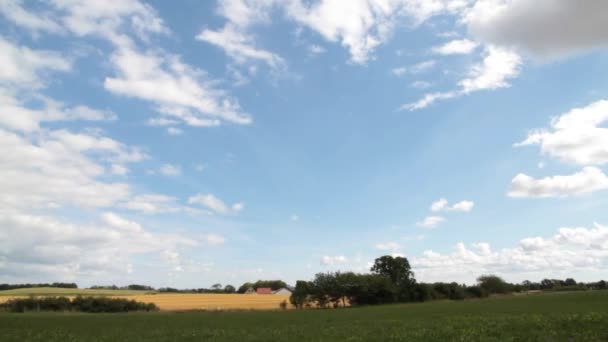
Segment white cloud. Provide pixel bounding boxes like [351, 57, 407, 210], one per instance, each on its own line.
[0, 210, 196, 280]
[464, 0, 608, 59]
[205, 233, 225, 246]
[14, 0, 253, 128]
[451, 200, 475, 212]
[167, 127, 183, 136]
[430, 198, 448, 212]
[188, 193, 243, 215]
[411, 80, 432, 89]
[105, 45, 251, 127]
[375, 242, 401, 251]
[159, 164, 181, 176]
[459, 45, 521, 93]
[101, 212, 143, 233]
[391, 67, 407, 77]
[50, 0, 168, 42]
[516, 100, 608, 166]
[196, 24, 284, 68]
[308, 44, 326, 55]
[0, 89, 116, 132]
[433, 38, 478, 55]
[410, 60, 437, 73]
[285, 0, 467, 64]
[291, 214, 299, 221]
[321, 255, 347, 266]
[0, 37, 70, 88]
[508, 167, 608, 198]
[124, 194, 181, 214]
[416, 215, 445, 228]
[0, 128, 141, 210]
[110, 164, 129, 175]
[0, 0, 63, 34]
[413, 223, 608, 283]
[404, 46, 521, 110]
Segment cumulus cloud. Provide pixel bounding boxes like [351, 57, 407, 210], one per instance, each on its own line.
[0, 89, 115, 132]
[285, 0, 467, 64]
[0, 128, 144, 210]
[413, 223, 608, 283]
[0, 0, 63, 34]
[403, 45, 521, 110]
[0, 37, 71, 88]
[464, 0, 608, 59]
[433, 38, 478, 55]
[508, 167, 608, 198]
[159, 164, 181, 176]
[321, 255, 348, 266]
[375, 242, 401, 251]
[391, 67, 408, 77]
[188, 193, 244, 215]
[0, 211, 196, 281]
[430, 198, 474, 212]
[105, 45, 251, 127]
[516, 100, 608, 166]
[416, 216, 445, 228]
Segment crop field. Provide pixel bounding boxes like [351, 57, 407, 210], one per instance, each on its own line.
[130, 294, 292, 311]
[0, 288, 292, 311]
[2, 291, 608, 341]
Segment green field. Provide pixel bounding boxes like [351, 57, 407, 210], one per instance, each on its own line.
[0, 287, 156, 297]
[2, 291, 608, 341]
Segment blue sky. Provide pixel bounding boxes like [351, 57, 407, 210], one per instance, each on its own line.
[1, 0, 608, 288]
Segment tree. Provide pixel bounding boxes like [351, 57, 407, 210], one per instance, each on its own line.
[564, 278, 577, 286]
[224, 284, 236, 293]
[370, 255, 415, 287]
[477, 275, 509, 294]
[290, 280, 312, 309]
[211, 283, 222, 291]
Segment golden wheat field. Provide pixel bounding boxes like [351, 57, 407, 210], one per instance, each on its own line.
[0, 293, 293, 311]
[130, 294, 293, 311]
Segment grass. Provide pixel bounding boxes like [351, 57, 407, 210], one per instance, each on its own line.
[0, 287, 156, 297]
[1, 291, 608, 341]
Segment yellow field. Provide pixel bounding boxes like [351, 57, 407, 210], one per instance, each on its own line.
[129, 294, 292, 311]
[0, 293, 293, 311]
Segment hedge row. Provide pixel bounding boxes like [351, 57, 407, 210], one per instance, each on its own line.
[1, 296, 158, 313]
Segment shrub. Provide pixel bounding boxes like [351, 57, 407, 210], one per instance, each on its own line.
[1, 296, 158, 313]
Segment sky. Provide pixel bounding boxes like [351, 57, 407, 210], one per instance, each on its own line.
[1, 0, 608, 288]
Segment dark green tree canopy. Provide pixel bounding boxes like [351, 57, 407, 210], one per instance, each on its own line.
[370, 255, 415, 286]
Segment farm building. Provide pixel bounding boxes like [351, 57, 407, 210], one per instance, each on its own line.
[256, 287, 273, 295]
[273, 288, 292, 295]
[244, 287, 255, 294]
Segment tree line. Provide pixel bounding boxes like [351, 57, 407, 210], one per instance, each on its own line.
[0, 283, 78, 291]
[0, 296, 158, 313]
[289, 255, 608, 309]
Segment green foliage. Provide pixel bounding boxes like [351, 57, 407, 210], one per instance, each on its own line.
[477, 275, 510, 294]
[0, 283, 78, 291]
[237, 280, 288, 293]
[1, 296, 158, 313]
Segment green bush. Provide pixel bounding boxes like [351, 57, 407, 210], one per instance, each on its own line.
[1, 296, 158, 313]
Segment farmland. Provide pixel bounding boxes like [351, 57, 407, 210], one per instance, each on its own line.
[2, 291, 608, 341]
[0, 288, 292, 311]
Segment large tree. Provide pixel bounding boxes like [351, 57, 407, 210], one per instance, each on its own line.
[370, 255, 415, 286]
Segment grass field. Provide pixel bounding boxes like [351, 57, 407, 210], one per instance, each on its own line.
[1, 291, 608, 341]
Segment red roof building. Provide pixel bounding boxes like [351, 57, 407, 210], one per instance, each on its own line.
[256, 287, 273, 295]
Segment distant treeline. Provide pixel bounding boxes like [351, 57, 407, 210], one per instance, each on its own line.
[90, 281, 289, 294]
[1, 296, 158, 313]
[289, 255, 608, 309]
[0, 283, 78, 291]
